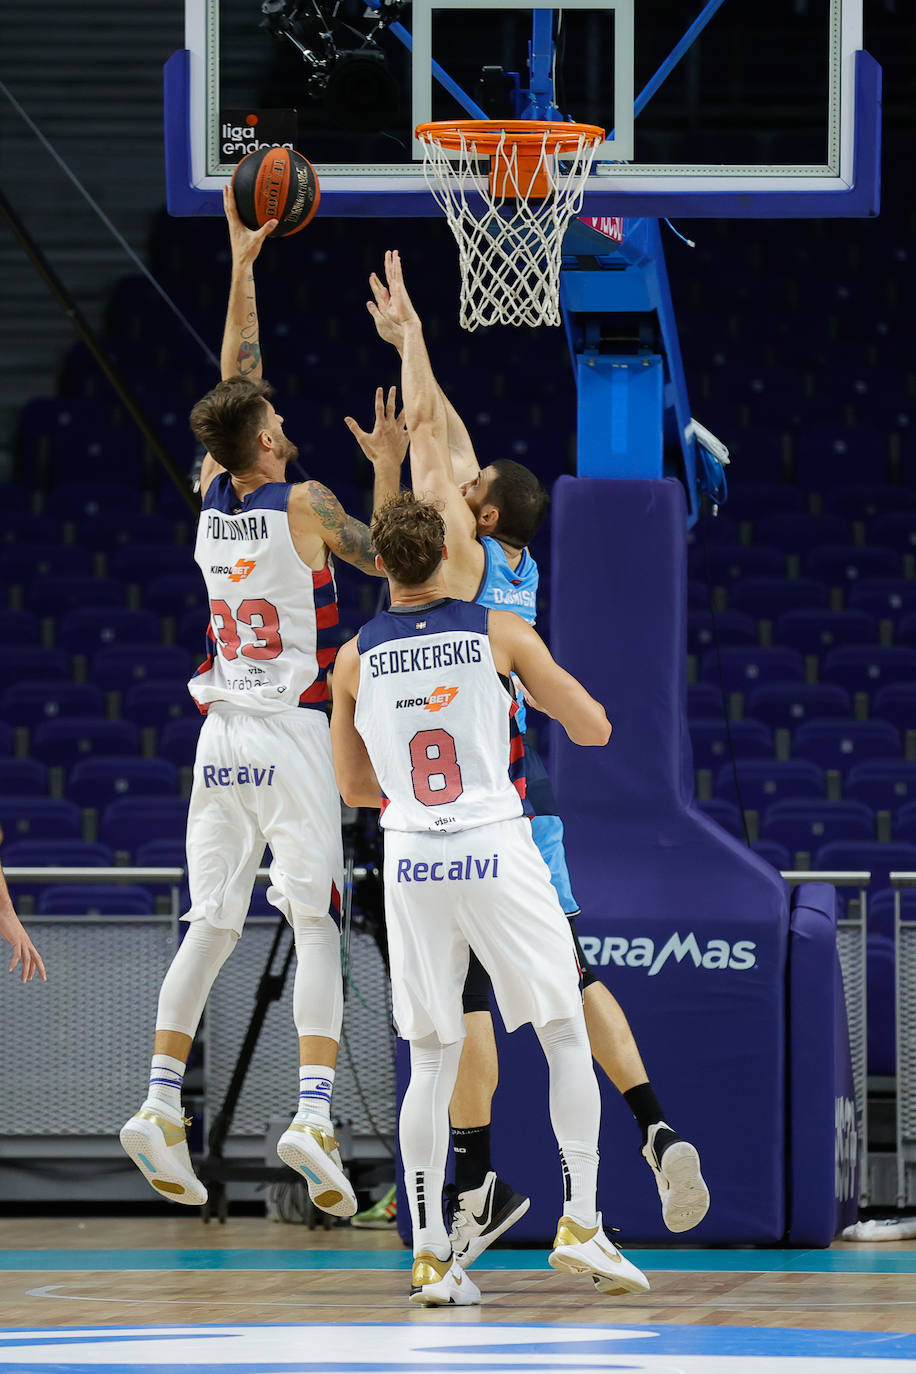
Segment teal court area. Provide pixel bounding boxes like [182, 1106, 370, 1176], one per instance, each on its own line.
[2, 1247, 916, 1372]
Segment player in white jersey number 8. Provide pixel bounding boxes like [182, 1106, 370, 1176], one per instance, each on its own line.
[331, 489, 650, 1307]
[119, 186, 404, 1217]
[347, 251, 709, 1258]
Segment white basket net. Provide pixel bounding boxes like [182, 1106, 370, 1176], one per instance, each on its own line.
[418, 125, 603, 330]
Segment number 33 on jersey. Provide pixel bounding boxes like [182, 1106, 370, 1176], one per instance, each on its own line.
[189, 474, 339, 715]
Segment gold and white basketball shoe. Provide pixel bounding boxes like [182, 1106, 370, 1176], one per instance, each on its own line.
[642, 1122, 710, 1233]
[548, 1214, 650, 1295]
[409, 1251, 482, 1307]
[276, 1119, 357, 1217]
[119, 1101, 208, 1206]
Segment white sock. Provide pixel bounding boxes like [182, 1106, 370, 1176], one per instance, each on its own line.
[295, 1065, 335, 1125]
[407, 1166, 450, 1261]
[148, 1054, 185, 1115]
[560, 1141, 600, 1228]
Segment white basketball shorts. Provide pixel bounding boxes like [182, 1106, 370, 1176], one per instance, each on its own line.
[383, 816, 582, 1043]
[184, 704, 344, 935]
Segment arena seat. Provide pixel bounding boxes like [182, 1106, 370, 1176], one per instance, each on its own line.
[755, 513, 850, 553]
[0, 796, 82, 841]
[0, 723, 13, 756]
[846, 578, 916, 624]
[804, 544, 902, 585]
[0, 543, 92, 581]
[3, 649, 73, 682]
[0, 611, 40, 644]
[772, 609, 877, 652]
[36, 885, 155, 916]
[43, 482, 144, 520]
[894, 613, 916, 649]
[791, 719, 902, 775]
[866, 512, 916, 553]
[699, 645, 805, 693]
[751, 839, 792, 871]
[686, 683, 724, 718]
[67, 757, 179, 809]
[871, 684, 916, 733]
[728, 577, 829, 617]
[687, 610, 757, 654]
[0, 760, 48, 796]
[715, 759, 826, 810]
[26, 576, 126, 616]
[157, 718, 203, 767]
[121, 681, 199, 729]
[689, 719, 774, 770]
[820, 645, 916, 696]
[761, 799, 876, 855]
[823, 483, 916, 518]
[100, 797, 190, 858]
[91, 646, 192, 692]
[695, 796, 746, 839]
[687, 543, 786, 583]
[142, 574, 208, 617]
[894, 803, 916, 845]
[844, 762, 916, 814]
[0, 681, 105, 728]
[30, 719, 140, 771]
[108, 545, 196, 584]
[56, 608, 162, 654]
[725, 482, 806, 518]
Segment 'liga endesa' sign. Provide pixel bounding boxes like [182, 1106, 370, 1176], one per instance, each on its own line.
[220, 109, 298, 163]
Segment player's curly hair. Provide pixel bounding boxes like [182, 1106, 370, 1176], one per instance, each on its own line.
[371, 490, 446, 585]
[189, 375, 275, 474]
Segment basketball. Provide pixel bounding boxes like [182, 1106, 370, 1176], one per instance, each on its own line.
[231, 147, 320, 238]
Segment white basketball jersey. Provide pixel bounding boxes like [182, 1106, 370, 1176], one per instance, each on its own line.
[189, 474, 338, 715]
[354, 598, 527, 834]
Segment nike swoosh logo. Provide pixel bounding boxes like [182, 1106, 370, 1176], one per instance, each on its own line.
[596, 1241, 623, 1265]
[454, 1270, 463, 1285]
[471, 1182, 495, 1228]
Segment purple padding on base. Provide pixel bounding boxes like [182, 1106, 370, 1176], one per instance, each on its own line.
[787, 882, 859, 1245]
[542, 477, 789, 1243]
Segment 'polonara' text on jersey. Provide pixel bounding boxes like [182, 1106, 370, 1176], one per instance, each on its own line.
[189, 474, 339, 715]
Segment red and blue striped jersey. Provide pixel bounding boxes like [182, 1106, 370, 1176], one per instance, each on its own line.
[189, 474, 338, 715]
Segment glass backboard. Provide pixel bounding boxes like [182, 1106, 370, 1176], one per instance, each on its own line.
[166, 0, 879, 217]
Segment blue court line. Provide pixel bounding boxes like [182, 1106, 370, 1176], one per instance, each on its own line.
[2, 1248, 916, 1274]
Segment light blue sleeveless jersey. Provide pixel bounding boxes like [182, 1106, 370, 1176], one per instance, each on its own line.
[474, 536, 538, 732]
[474, 537, 539, 627]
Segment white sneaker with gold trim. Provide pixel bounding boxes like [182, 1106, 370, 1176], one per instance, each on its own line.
[276, 1119, 357, 1217]
[548, 1214, 650, 1295]
[119, 1100, 207, 1206]
[409, 1251, 481, 1307]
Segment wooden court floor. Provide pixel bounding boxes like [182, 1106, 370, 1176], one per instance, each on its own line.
[1, 1215, 915, 1372]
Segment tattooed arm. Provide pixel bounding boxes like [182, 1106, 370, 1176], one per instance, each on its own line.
[219, 183, 276, 381]
[288, 480, 383, 577]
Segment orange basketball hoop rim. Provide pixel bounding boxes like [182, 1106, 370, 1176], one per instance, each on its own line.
[415, 119, 605, 200]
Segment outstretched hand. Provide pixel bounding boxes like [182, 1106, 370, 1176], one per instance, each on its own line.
[0, 909, 46, 984]
[344, 386, 409, 470]
[381, 250, 420, 329]
[222, 183, 277, 266]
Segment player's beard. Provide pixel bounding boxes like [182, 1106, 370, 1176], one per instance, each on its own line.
[280, 434, 299, 465]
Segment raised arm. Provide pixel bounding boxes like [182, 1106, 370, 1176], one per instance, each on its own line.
[199, 186, 277, 498]
[366, 266, 481, 486]
[220, 183, 276, 382]
[329, 638, 382, 808]
[382, 252, 481, 585]
[489, 610, 611, 747]
[288, 480, 383, 578]
[344, 385, 407, 517]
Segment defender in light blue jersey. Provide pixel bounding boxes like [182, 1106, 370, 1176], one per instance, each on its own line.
[348, 250, 709, 1262]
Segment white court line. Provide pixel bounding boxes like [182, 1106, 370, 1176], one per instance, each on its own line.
[24, 1284, 916, 1311]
